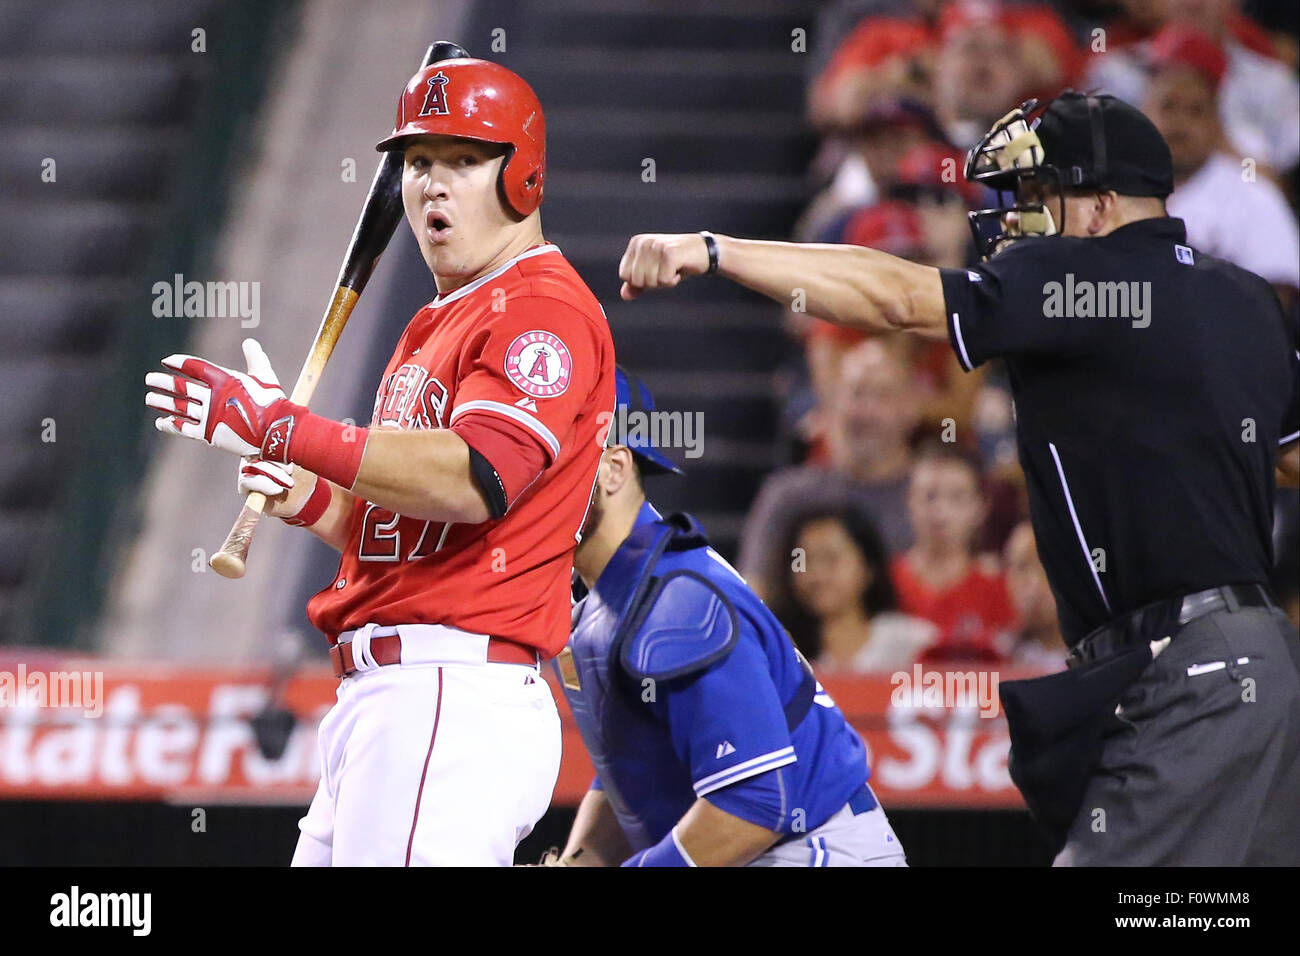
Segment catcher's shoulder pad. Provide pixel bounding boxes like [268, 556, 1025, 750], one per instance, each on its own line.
[619, 570, 739, 682]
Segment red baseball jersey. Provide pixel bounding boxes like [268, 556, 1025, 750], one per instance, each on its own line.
[306, 244, 615, 658]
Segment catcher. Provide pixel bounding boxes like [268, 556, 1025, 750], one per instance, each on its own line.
[548, 368, 905, 867]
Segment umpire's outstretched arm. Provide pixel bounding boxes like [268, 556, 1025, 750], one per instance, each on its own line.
[618, 233, 948, 339]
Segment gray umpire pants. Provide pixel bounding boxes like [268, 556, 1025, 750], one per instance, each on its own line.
[1055, 604, 1300, 866]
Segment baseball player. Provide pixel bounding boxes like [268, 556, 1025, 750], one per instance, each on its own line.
[616, 91, 1300, 865]
[144, 53, 616, 865]
[549, 368, 906, 867]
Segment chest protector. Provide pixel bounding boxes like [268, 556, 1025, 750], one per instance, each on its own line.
[557, 513, 814, 850]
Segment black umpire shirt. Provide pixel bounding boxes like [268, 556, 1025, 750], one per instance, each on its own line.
[941, 217, 1300, 645]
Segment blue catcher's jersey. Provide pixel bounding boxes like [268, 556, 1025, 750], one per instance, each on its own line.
[557, 503, 869, 850]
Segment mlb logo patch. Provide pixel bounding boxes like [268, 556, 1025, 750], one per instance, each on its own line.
[1174, 244, 1194, 265]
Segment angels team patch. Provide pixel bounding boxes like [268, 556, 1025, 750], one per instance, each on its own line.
[504, 330, 572, 398]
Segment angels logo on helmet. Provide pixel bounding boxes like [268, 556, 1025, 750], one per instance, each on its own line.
[419, 71, 451, 117]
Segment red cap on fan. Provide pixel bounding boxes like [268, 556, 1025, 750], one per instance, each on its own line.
[1148, 25, 1228, 90]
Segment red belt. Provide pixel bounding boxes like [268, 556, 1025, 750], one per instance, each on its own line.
[328, 633, 538, 678]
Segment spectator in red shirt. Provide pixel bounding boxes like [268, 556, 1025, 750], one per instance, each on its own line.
[768, 504, 938, 672]
[892, 441, 1014, 664]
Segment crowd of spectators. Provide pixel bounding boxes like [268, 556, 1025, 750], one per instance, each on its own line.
[748, 0, 1300, 675]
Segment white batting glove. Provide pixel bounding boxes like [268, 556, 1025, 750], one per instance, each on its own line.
[238, 458, 295, 498]
[237, 458, 323, 522]
[146, 338, 292, 459]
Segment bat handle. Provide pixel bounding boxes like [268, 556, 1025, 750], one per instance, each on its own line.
[210, 493, 269, 579]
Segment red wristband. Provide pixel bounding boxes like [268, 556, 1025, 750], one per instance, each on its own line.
[263, 402, 369, 490]
[282, 476, 333, 528]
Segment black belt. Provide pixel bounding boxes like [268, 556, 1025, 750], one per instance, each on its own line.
[1067, 584, 1277, 668]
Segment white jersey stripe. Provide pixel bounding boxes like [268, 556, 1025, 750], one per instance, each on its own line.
[1048, 441, 1111, 614]
[950, 312, 974, 372]
[693, 746, 796, 796]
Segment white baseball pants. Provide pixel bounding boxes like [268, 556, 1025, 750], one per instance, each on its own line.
[291, 652, 561, 867]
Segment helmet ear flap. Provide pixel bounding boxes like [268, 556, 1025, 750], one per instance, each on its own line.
[496, 143, 521, 218]
[498, 143, 544, 218]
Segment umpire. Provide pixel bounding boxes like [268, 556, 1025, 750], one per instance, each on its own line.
[617, 90, 1300, 866]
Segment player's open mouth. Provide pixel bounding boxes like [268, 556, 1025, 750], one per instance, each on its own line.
[425, 209, 453, 243]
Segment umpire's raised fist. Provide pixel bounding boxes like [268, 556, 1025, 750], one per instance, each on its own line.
[618, 233, 714, 301]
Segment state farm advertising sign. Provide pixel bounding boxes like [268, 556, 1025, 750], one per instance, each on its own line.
[0, 655, 1024, 808]
[0, 659, 330, 801]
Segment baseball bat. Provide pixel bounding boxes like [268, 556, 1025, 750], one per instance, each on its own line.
[209, 40, 469, 579]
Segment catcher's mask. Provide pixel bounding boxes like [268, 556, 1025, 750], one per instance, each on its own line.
[964, 94, 1108, 259]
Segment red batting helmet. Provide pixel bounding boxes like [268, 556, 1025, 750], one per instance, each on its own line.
[376, 58, 546, 216]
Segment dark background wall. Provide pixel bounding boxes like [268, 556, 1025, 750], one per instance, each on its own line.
[0, 802, 1053, 867]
